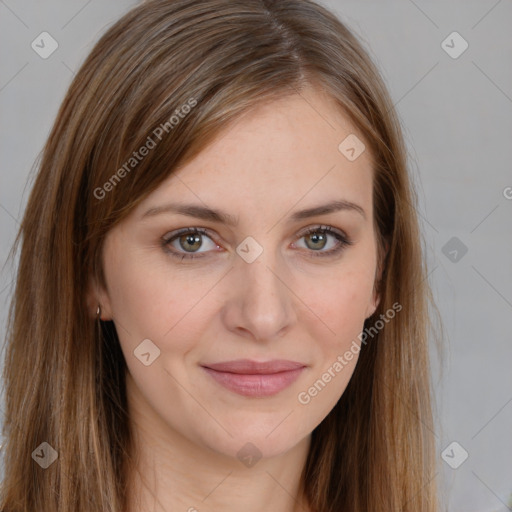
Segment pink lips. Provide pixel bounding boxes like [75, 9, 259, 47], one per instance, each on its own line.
[201, 359, 306, 397]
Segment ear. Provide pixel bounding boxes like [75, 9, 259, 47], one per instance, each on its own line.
[365, 238, 389, 320]
[85, 276, 113, 321]
[365, 289, 380, 320]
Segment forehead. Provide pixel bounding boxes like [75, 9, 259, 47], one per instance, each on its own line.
[135, 88, 374, 222]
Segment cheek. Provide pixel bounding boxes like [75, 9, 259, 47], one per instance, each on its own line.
[294, 268, 374, 420]
[304, 264, 376, 345]
[104, 250, 213, 352]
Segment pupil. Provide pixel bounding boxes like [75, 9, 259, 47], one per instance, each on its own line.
[308, 232, 326, 249]
[181, 234, 201, 252]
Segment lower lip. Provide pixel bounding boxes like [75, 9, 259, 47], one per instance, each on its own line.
[201, 367, 305, 397]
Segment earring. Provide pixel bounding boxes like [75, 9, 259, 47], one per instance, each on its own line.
[96, 304, 101, 320]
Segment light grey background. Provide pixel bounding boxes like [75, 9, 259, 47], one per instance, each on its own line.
[1, 1, 511, 511]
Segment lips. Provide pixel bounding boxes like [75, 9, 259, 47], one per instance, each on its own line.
[201, 359, 306, 397]
[203, 359, 305, 374]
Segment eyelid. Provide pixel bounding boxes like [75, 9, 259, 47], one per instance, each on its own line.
[291, 225, 353, 258]
[295, 224, 347, 240]
[161, 227, 220, 259]
[161, 224, 353, 260]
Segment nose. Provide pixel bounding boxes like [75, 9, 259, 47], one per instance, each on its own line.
[221, 249, 298, 342]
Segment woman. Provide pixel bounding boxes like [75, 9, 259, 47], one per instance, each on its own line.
[1, 0, 441, 510]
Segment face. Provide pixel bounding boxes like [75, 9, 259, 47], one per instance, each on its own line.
[90, 86, 381, 462]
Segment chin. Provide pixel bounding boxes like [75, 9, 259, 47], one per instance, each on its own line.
[193, 414, 312, 464]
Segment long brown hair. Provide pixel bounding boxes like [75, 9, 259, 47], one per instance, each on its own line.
[1, 0, 442, 510]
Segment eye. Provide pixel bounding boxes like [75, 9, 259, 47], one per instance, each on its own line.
[162, 227, 220, 261]
[293, 225, 353, 258]
[162, 225, 353, 262]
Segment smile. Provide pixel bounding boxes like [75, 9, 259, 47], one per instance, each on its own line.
[200, 359, 306, 397]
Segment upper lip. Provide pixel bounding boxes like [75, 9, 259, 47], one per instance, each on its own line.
[201, 359, 306, 374]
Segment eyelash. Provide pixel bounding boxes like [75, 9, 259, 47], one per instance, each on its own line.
[161, 225, 353, 262]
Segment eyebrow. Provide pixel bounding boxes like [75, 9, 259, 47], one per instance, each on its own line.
[141, 199, 366, 225]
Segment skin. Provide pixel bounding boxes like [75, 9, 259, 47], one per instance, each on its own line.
[88, 85, 383, 512]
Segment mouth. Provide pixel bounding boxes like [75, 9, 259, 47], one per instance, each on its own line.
[200, 359, 307, 397]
